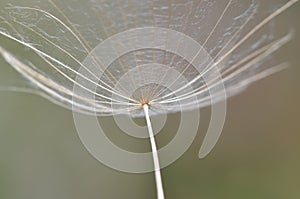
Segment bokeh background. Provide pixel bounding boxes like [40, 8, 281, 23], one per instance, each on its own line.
[0, 1, 299, 199]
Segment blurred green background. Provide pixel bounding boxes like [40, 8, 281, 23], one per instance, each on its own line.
[0, 2, 299, 199]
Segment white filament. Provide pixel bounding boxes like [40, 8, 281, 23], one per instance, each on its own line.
[143, 104, 165, 199]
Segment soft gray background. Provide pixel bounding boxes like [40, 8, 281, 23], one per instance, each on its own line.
[0, 2, 299, 199]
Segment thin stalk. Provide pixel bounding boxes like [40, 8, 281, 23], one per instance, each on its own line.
[143, 104, 165, 199]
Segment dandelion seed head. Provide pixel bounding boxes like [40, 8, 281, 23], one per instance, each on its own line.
[0, 0, 297, 117]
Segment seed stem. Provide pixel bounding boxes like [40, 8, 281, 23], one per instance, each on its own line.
[143, 104, 165, 199]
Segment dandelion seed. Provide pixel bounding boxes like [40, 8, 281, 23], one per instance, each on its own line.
[0, 1, 298, 199]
